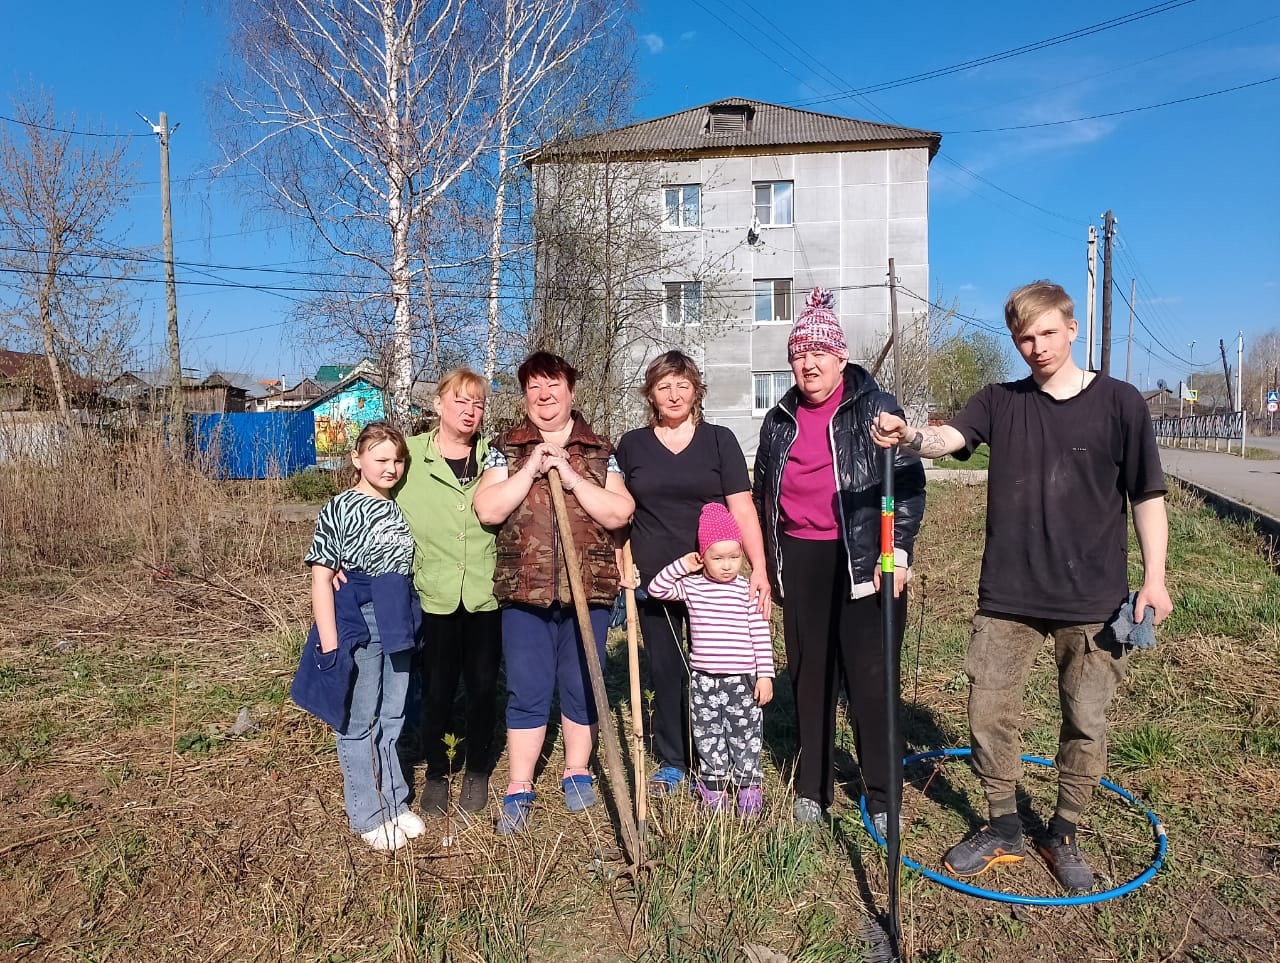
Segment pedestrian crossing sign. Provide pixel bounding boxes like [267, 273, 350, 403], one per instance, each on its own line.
[1268, 390, 1279, 404]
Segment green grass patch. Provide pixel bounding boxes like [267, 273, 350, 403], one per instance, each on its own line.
[1242, 446, 1279, 460]
[933, 443, 990, 470]
[1, 477, 1277, 961]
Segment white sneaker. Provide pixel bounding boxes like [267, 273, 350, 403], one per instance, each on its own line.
[395, 809, 426, 839]
[360, 819, 408, 851]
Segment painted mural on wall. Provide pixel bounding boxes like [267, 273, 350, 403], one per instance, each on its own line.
[312, 380, 387, 454]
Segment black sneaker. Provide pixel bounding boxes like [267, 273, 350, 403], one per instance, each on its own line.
[942, 824, 1026, 877]
[421, 777, 449, 815]
[1038, 833, 1095, 893]
[459, 772, 490, 813]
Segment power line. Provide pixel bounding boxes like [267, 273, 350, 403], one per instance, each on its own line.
[0, 113, 133, 139]
[790, 0, 1200, 108]
[0, 259, 896, 302]
[941, 75, 1279, 134]
[929, 11, 1280, 126]
[895, 285, 1008, 336]
[704, 0, 1093, 240]
[1110, 275, 1214, 369]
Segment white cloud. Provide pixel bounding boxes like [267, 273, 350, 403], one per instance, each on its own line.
[641, 33, 664, 54]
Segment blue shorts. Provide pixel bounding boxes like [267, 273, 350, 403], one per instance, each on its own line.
[502, 603, 610, 728]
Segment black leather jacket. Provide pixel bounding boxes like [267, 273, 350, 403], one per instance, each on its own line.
[752, 364, 926, 600]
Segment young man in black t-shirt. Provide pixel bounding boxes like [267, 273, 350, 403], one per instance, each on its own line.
[872, 279, 1173, 893]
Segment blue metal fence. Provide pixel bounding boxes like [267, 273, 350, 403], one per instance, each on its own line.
[189, 411, 316, 479]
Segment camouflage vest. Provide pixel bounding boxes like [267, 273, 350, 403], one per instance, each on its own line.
[493, 413, 620, 608]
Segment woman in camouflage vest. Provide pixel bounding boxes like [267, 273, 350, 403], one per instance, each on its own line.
[473, 352, 634, 834]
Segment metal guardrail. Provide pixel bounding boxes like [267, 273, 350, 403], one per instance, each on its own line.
[1152, 411, 1246, 453]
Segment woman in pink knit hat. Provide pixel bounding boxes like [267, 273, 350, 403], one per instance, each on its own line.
[752, 288, 926, 831]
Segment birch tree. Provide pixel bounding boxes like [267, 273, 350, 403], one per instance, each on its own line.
[527, 153, 738, 436]
[219, 0, 619, 417]
[1243, 329, 1280, 416]
[0, 93, 138, 424]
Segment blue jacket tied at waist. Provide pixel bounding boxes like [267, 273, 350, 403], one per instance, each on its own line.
[290, 570, 422, 733]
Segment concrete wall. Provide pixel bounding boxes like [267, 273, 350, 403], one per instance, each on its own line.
[534, 143, 932, 456]
[652, 146, 932, 457]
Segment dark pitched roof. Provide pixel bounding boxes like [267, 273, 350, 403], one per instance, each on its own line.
[204, 370, 271, 398]
[0, 349, 44, 380]
[528, 98, 940, 163]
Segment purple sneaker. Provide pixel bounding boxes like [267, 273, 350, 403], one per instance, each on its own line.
[736, 786, 763, 819]
[695, 781, 729, 812]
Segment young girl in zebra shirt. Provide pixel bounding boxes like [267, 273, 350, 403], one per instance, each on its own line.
[300, 422, 422, 851]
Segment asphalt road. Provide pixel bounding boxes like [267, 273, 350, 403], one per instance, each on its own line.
[1160, 444, 1280, 521]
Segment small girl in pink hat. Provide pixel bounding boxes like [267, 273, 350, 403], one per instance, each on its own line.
[647, 503, 775, 817]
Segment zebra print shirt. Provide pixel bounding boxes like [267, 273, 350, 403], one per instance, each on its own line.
[304, 489, 414, 577]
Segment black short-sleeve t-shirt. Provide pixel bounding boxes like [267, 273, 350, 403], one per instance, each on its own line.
[948, 374, 1165, 623]
[615, 422, 751, 582]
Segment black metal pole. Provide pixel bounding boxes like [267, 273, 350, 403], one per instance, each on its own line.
[880, 445, 902, 956]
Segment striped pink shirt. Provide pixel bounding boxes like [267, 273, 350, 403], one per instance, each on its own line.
[647, 558, 775, 677]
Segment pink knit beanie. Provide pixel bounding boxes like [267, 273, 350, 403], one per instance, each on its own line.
[697, 502, 743, 554]
[787, 287, 847, 361]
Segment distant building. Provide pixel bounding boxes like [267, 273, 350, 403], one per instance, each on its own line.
[305, 371, 436, 457]
[528, 97, 940, 455]
[1142, 387, 1176, 420]
[0, 349, 55, 411]
[204, 371, 273, 412]
[273, 377, 327, 411]
[0, 349, 95, 411]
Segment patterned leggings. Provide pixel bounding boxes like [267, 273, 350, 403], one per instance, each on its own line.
[690, 670, 763, 791]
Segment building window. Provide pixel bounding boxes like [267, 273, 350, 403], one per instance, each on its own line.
[663, 185, 701, 228]
[754, 279, 792, 323]
[663, 281, 702, 326]
[753, 181, 793, 226]
[753, 371, 793, 412]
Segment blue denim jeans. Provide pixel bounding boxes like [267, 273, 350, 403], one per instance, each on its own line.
[336, 604, 413, 833]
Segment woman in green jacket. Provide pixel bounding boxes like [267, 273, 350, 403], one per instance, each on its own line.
[396, 368, 500, 814]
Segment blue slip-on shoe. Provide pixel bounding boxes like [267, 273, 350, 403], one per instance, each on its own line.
[496, 791, 536, 835]
[648, 766, 688, 797]
[562, 774, 597, 812]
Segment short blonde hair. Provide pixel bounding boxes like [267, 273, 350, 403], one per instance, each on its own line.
[1004, 280, 1075, 336]
[641, 350, 706, 427]
[435, 367, 487, 401]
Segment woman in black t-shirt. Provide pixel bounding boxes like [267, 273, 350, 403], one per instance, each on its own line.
[615, 351, 771, 795]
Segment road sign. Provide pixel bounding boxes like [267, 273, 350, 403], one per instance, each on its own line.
[1269, 401, 1279, 414]
[1268, 389, 1279, 404]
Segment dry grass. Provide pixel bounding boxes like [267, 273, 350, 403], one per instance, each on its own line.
[1, 435, 1278, 962]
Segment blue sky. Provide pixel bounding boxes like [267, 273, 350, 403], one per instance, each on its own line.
[2, 0, 1278, 392]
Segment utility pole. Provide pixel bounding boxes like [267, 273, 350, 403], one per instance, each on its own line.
[141, 111, 185, 452]
[1085, 225, 1098, 370]
[1235, 332, 1243, 412]
[888, 257, 901, 400]
[1099, 210, 1116, 376]
[1188, 340, 1196, 415]
[1124, 277, 1135, 384]
[1219, 339, 1232, 412]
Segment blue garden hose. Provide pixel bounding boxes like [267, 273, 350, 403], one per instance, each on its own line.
[859, 747, 1168, 907]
